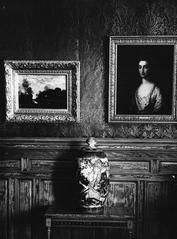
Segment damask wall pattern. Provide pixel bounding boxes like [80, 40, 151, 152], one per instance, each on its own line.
[0, 0, 177, 138]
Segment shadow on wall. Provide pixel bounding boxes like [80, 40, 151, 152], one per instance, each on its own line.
[52, 144, 83, 210]
[5, 144, 83, 239]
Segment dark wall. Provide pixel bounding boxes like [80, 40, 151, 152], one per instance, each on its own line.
[0, 0, 177, 138]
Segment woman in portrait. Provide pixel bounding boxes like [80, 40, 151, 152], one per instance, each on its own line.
[130, 58, 162, 114]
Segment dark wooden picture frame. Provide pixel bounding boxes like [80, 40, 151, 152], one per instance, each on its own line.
[108, 36, 177, 123]
[5, 60, 80, 122]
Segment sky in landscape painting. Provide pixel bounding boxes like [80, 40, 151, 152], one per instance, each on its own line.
[19, 74, 67, 99]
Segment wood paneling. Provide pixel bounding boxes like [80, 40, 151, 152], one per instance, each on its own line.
[17, 180, 32, 239]
[0, 179, 8, 239]
[39, 180, 54, 206]
[144, 181, 174, 239]
[52, 226, 130, 239]
[110, 161, 150, 175]
[0, 161, 20, 170]
[106, 182, 136, 216]
[8, 178, 15, 239]
[0, 138, 177, 239]
[159, 162, 177, 174]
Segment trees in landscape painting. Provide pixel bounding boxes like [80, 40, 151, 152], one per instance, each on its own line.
[19, 79, 67, 109]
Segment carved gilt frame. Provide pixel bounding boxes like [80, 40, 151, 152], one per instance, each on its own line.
[5, 60, 80, 122]
[109, 36, 177, 123]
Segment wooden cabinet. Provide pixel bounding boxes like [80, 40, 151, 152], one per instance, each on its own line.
[0, 138, 177, 239]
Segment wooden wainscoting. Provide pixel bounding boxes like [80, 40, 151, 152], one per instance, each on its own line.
[0, 138, 177, 239]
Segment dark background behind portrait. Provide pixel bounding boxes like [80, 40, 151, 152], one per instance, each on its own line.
[116, 45, 174, 115]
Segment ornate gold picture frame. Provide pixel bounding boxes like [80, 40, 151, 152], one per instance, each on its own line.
[108, 36, 177, 123]
[5, 60, 80, 122]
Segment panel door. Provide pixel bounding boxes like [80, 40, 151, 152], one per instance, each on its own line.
[144, 180, 177, 239]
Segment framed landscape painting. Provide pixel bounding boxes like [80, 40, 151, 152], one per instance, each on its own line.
[108, 36, 177, 123]
[5, 60, 80, 122]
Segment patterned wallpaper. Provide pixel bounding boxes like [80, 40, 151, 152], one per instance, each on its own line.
[0, 0, 177, 138]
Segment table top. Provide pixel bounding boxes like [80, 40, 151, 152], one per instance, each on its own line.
[45, 205, 134, 221]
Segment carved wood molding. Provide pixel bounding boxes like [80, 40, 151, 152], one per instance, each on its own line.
[0, 137, 177, 150]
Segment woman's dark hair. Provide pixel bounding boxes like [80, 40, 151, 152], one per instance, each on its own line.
[137, 56, 151, 66]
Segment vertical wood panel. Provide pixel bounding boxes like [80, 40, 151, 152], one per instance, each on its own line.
[33, 178, 39, 206]
[106, 182, 136, 216]
[145, 182, 169, 215]
[104, 228, 129, 239]
[72, 228, 95, 239]
[0, 179, 8, 239]
[53, 228, 71, 239]
[8, 178, 15, 239]
[36, 180, 55, 239]
[40, 180, 54, 206]
[19, 180, 32, 212]
[137, 181, 144, 239]
[34, 179, 54, 239]
[32, 178, 40, 239]
[17, 179, 32, 239]
[144, 181, 172, 239]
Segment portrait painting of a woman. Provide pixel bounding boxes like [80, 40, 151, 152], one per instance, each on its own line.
[130, 58, 162, 114]
[108, 36, 177, 123]
[115, 45, 174, 116]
